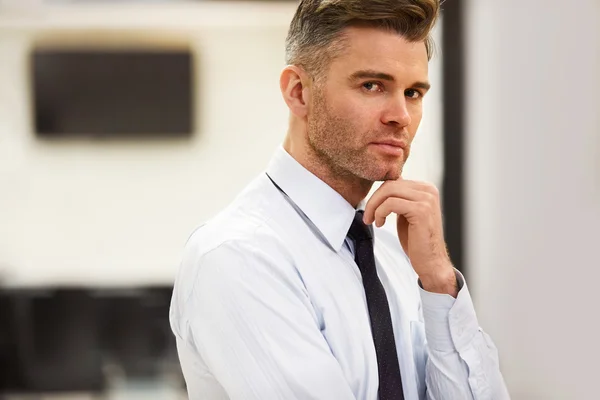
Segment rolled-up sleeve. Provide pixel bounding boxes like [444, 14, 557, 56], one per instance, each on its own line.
[419, 271, 511, 399]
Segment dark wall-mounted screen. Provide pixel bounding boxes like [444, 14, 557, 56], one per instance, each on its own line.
[31, 48, 194, 138]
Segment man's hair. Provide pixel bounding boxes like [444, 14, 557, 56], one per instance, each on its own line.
[285, 0, 440, 80]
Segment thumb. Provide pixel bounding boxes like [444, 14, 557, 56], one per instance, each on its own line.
[397, 214, 409, 256]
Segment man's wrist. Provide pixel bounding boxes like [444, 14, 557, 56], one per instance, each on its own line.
[419, 266, 458, 297]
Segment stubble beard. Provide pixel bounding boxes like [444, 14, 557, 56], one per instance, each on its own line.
[306, 92, 404, 183]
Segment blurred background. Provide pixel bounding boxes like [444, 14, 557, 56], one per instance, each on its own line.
[0, 0, 598, 399]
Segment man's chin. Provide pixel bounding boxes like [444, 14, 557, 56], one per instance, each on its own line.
[363, 168, 401, 182]
[369, 154, 403, 180]
[377, 163, 403, 181]
[381, 171, 401, 181]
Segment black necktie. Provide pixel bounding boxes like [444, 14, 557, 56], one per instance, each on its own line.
[348, 210, 405, 400]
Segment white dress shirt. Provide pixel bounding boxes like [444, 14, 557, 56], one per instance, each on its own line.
[170, 146, 510, 400]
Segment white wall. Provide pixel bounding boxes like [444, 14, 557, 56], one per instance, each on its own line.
[0, 3, 295, 287]
[465, 1, 600, 398]
[0, 2, 443, 287]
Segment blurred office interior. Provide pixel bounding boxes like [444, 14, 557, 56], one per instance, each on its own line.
[0, 0, 598, 399]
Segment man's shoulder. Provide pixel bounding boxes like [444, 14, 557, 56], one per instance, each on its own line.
[180, 173, 296, 270]
[184, 215, 289, 265]
[171, 174, 298, 310]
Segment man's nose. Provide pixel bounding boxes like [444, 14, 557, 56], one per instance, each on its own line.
[381, 96, 411, 127]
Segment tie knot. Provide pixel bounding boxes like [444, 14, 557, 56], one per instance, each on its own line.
[348, 210, 373, 241]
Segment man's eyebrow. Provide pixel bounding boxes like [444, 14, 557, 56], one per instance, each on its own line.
[348, 70, 431, 91]
[349, 70, 395, 82]
[412, 81, 431, 91]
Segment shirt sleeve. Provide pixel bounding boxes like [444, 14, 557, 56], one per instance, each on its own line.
[419, 270, 511, 399]
[180, 239, 356, 400]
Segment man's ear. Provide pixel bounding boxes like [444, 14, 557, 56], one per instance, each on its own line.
[280, 65, 312, 118]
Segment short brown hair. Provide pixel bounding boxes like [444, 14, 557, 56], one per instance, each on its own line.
[285, 0, 440, 80]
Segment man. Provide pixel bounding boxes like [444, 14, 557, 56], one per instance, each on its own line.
[170, 0, 510, 398]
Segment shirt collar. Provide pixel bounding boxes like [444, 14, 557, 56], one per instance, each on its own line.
[266, 145, 363, 252]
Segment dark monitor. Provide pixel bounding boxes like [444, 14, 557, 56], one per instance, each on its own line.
[31, 48, 194, 138]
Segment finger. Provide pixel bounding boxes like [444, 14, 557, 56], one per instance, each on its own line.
[364, 180, 440, 225]
[364, 184, 430, 225]
[372, 197, 415, 227]
[397, 214, 409, 255]
[393, 179, 440, 197]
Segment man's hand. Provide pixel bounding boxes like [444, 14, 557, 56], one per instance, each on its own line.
[363, 178, 458, 297]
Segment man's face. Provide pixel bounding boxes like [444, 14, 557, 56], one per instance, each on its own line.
[307, 26, 430, 182]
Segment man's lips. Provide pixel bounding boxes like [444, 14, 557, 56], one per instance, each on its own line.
[370, 139, 407, 156]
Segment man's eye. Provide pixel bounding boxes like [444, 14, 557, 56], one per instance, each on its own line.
[405, 89, 422, 99]
[363, 82, 382, 92]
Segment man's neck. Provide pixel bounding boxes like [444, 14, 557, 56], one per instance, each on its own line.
[283, 135, 373, 209]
